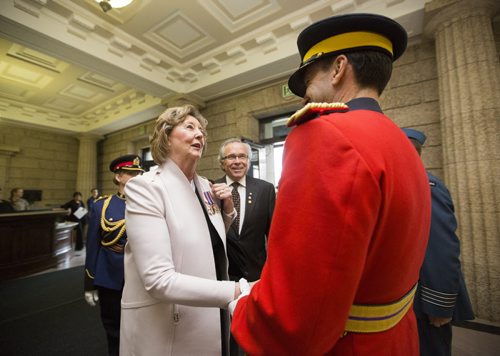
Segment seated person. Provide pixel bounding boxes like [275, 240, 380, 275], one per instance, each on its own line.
[10, 188, 29, 211]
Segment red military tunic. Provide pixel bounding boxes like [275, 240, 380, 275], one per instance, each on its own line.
[231, 98, 431, 355]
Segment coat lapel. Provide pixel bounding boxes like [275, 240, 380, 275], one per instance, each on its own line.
[242, 176, 256, 232]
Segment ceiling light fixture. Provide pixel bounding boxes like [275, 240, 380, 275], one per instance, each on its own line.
[96, 0, 134, 13]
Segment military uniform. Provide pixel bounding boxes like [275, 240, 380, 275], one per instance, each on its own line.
[231, 14, 431, 355]
[414, 172, 474, 356]
[403, 129, 474, 356]
[232, 98, 431, 355]
[85, 193, 127, 291]
[84, 155, 143, 356]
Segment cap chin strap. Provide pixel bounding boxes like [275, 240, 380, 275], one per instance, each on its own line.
[303, 31, 393, 64]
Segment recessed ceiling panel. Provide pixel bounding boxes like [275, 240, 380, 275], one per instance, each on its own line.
[60, 84, 106, 102]
[198, 0, 280, 33]
[78, 72, 122, 92]
[0, 61, 53, 88]
[44, 97, 87, 114]
[7, 44, 69, 73]
[0, 84, 32, 101]
[143, 11, 214, 58]
[219, 0, 264, 18]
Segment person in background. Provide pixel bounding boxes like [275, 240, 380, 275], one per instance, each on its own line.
[216, 138, 276, 283]
[86, 188, 99, 218]
[10, 187, 29, 211]
[84, 155, 144, 356]
[0, 187, 14, 213]
[216, 138, 276, 356]
[230, 14, 431, 355]
[120, 104, 246, 356]
[61, 191, 86, 251]
[403, 128, 474, 356]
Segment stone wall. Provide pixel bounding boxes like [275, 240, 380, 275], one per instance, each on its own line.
[382, 40, 443, 178]
[97, 122, 152, 196]
[0, 123, 78, 207]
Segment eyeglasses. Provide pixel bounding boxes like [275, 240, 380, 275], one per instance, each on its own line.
[222, 154, 249, 162]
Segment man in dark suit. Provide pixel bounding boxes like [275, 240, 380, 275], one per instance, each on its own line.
[217, 138, 275, 356]
[216, 138, 276, 283]
[403, 128, 474, 356]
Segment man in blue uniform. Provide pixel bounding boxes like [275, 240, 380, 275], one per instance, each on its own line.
[84, 154, 144, 356]
[403, 128, 474, 356]
[86, 188, 99, 218]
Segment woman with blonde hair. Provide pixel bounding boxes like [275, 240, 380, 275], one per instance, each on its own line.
[120, 104, 246, 355]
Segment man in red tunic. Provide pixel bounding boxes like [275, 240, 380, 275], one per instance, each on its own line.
[230, 13, 431, 355]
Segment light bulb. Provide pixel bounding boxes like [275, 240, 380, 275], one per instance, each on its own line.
[95, 0, 134, 10]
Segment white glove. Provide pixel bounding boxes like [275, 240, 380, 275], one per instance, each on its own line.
[229, 278, 251, 315]
[239, 278, 251, 295]
[84, 290, 99, 307]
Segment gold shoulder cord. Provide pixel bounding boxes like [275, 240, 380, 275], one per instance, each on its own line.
[287, 102, 348, 127]
[100, 195, 126, 246]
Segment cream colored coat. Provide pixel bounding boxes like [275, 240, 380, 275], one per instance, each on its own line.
[120, 159, 236, 356]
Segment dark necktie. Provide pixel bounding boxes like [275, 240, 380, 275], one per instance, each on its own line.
[231, 182, 240, 233]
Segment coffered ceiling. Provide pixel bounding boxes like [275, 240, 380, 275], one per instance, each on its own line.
[0, 0, 427, 134]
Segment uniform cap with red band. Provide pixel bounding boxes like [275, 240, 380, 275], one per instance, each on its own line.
[109, 154, 144, 173]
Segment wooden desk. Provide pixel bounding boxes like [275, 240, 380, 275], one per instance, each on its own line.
[0, 209, 72, 280]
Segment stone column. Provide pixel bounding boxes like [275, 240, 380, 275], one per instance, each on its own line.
[75, 134, 102, 198]
[425, 0, 500, 321]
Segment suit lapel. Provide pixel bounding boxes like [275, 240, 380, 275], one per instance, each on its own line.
[242, 176, 257, 232]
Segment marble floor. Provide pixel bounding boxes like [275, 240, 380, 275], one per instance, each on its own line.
[29, 249, 500, 355]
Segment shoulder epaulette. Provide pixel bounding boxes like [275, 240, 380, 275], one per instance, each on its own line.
[94, 195, 108, 202]
[287, 102, 349, 127]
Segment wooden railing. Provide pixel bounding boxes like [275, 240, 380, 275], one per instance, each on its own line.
[0, 209, 75, 280]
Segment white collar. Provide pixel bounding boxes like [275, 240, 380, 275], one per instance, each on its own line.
[226, 175, 246, 188]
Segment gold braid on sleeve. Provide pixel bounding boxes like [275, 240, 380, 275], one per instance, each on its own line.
[100, 195, 126, 246]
